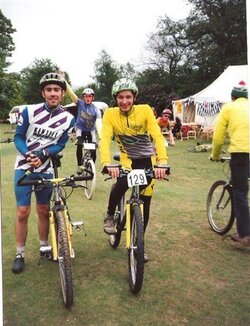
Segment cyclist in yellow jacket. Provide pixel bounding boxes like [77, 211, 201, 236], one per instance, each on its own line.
[99, 78, 169, 262]
[211, 82, 250, 247]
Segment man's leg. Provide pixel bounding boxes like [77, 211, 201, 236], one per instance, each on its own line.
[12, 206, 30, 273]
[36, 204, 50, 244]
[231, 153, 250, 246]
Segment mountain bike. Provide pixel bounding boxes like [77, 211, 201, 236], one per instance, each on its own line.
[78, 142, 96, 199]
[17, 155, 92, 308]
[188, 142, 212, 153]
[103, 163, 170, 294]
[206, 157, 235, 235]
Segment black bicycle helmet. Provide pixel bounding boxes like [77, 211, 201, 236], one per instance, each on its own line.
[39, 72, 67, 91]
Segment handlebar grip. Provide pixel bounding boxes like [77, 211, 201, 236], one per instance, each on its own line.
[16, 169, 34, 186]
[73, 175, 93, 181]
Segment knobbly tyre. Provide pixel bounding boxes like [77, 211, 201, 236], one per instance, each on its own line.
[103, 162, 170, 294]
[17, 154, 92, 308]
[77, 142, 97, 200]
[207, 157, 235, 235]
[188, 142, 212, 153]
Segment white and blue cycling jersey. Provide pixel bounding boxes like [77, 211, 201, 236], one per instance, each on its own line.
[76, 99, 101, 131]
[14, 103, 75, 173]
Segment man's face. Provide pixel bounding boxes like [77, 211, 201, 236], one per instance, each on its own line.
[83, 94, 94, 104]
[162, 114, 170, 120]
[41, 84, 64, 108]
[116, 90, 134, 112]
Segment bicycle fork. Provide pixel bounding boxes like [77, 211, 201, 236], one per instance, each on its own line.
[49, 208, 75, 260]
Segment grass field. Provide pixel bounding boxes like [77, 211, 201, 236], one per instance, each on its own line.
[1, 123, 250, 326]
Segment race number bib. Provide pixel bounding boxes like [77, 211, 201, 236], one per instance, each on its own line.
[83, 143, 96, 150]
[127, 169, 148, 188]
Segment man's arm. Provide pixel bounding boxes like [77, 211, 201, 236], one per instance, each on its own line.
[99, 110, 113, 166]
[58, 71, 78, 103]
[14, 107, 30, 155]
[64, 79, 78, 104]
[211, 106, 228, 160]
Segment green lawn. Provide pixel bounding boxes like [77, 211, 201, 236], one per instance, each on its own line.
[1, 123, 249, 326]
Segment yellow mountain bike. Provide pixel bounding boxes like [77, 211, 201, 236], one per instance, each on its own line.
[17, 155, 92, 308]
[103, 163, 170, 294]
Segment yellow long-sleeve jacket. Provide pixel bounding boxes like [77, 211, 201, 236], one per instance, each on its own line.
[99, 104, 168, 169]
[212, 97, 249, 160]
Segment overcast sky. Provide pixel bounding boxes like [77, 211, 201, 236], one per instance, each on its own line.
[1, 0, 191, 88]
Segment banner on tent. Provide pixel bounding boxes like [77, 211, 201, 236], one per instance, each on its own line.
[196, 101, 222, 116]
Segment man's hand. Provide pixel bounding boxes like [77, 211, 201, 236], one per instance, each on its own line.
[25, 152, 42, 168]
[154, 165, 170, 180]
[106, 166, 120, 179]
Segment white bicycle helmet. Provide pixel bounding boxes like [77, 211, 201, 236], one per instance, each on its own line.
[82, 88, 95, 96]
[39, 72, 66, 91]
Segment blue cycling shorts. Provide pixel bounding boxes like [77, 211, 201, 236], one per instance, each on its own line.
[14, 170, 53, 206]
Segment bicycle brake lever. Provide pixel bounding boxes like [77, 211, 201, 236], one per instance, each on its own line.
[104, 176, 112, 181]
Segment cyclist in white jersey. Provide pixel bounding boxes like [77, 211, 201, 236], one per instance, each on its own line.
[12, 73, 75, 274]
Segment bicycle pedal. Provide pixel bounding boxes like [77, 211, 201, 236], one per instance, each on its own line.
[39, 246, 53, 260]
[40, 245, 52, 253]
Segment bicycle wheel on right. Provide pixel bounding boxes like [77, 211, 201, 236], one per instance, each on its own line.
[206, 180, 235, 235]
[56, 210, 73, 308]
[128, 203, 144, 294]
[82, 158, 96, 199]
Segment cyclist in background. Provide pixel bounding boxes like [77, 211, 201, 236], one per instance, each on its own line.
[211, 81, 250, 247]
[60, 73, 102, 174]
[99, 78, 169, 262]
[12, 73, 75, 273]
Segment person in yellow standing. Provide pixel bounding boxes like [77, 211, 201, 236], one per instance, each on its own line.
[99, 78, 169, 262]
[211, 82, 250, 247]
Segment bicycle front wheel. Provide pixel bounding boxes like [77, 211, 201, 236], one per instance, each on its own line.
[109, 195, 125, 249]
[83, 159, 96, 199]
[56, 210, 73, 308]
[207, 180, 235, 235]
[128, 203, 144, 294]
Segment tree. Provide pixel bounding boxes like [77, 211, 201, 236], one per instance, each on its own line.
[0, 10, 16, 74]
[143, 0, 247, 99]
[185, 0, 247, 83]
[92, 50, 120, 105]
[0, 10, 19, 118]
[20, 58, 60, 104]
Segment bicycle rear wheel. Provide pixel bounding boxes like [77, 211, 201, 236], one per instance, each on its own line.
[128, 203, 144, 294]
[56, 210, 73, 308]
[109, 195, 125, 248]
[207, 180, 235, 235]
[82, 159, 96, 199]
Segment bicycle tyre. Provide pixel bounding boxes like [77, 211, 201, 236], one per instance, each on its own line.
[128, 203, 144, 294]
[207, 180, 235, 235]
[56, 210, 73, 308]
[109, 195, 125, 249]
[83, 159, 96, 199]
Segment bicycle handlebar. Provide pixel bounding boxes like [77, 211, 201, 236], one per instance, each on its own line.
[17, 173, 92, 187]
[102, 164, 170, 180]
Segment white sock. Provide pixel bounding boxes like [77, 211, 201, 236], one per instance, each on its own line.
[40, 240, 49, 247]
[16, 246, 25, 258]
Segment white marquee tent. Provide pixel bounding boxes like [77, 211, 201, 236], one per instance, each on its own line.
[172, 65, 248, 127]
